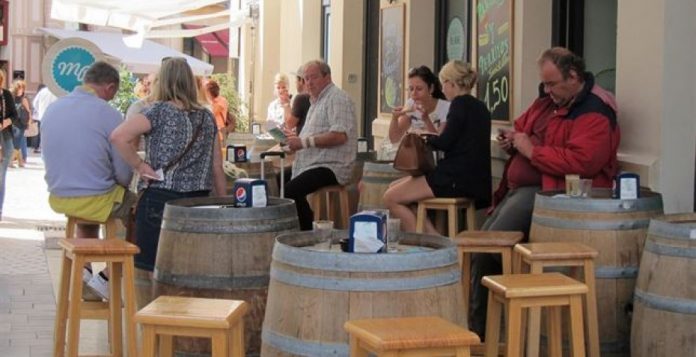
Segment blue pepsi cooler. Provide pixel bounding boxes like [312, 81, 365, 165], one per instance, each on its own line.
[232, 178, 268, 207]
[348, 210, 387, 253]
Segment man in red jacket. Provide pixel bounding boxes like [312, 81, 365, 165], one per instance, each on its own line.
[469, 47, 620, 338]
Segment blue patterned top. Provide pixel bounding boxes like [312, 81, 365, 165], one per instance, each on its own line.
[140, 101, 217, 192]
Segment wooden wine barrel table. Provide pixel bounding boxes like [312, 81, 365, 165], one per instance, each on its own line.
[358, 160, 407, 211]
[261, 231, 466, 356]
[529, 189, 663, 356]
[153, 197, 299, 356]
[631, 213, 696, 357]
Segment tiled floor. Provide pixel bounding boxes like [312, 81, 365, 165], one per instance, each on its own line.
[0, 154, 110, 356]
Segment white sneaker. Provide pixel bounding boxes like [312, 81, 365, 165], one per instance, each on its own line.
[81, 268, 102, 301]
[87, 272, 110, 300]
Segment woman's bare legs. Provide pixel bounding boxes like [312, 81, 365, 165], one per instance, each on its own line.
[383, 176, 438, 234]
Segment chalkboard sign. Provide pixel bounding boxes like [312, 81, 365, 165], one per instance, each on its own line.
[379, 4, 405, 114]
[476, 0, 513, 121]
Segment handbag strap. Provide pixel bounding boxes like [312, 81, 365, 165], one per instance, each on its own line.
[161, 113, 205, 173]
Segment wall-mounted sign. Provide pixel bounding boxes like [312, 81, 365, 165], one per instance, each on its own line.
[41, 38, 106, 97]
[446, 17, 465, 61]
[379, 4, 405, 114]
[475, 0, 513, 122]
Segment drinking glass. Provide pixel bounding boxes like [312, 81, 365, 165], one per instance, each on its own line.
[387, 218, 401, 252]
[312, 220, 334, 250]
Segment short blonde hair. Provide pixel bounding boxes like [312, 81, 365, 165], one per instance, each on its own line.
[439, 60, 477, 91]
[10, 79, 26, 96]
[152, 58, 202, 111]
[274, 73, 289, 86]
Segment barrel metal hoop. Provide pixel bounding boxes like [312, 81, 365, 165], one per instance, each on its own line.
[648, 219, 696, 241]
[644, 240, 696, 258]
[262, 329, 348, 356]
[532, 215, 650, 230]
[270, 266, 460, 291]
[154, 269, 269, 289]
[635, 289, 696, 314]
[534, 193, 663, 212]
[595, 266, 638, 279]
[272, 243, 458, 272]
[161, 218, 299, 234]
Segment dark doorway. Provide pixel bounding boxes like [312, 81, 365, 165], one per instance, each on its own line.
[362, 0, 380, 149]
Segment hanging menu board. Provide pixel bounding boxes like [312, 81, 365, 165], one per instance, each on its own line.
[476, 0, 512, 121]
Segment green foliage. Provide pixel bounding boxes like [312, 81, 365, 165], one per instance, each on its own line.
[209, 73, 249, 133]
[111, 67, 137, 114]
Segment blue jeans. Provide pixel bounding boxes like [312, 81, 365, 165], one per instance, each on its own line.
[134, 188, 210, 271]
[12, 126, 27, 160]
[0, 131, 14, 217]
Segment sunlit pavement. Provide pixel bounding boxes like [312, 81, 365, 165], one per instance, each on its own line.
[0, 152, 110, 356]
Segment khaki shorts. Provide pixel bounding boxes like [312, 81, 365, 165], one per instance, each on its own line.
[109, 190, 138, 220]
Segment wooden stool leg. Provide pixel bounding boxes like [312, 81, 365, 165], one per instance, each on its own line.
[455, 346, 471, 357]
[65, 218, 75, 238]
[230, 320, 245, 357]
[583, 260, 601, 357]
[505, 300, 524, 357]
[568, 295, 587, 357]
[447, 205, 457, 238]
[140, 325, 156, 357]
[66, 255, 85, 357]
[109, 261, 123, 356]
[484, 293, 502, 357]
[340, 189, 350, 228]
[105, 220, 117, 240]
[460, 249, 471, 315]
[159, 335, 173, 357]
[501, 248, 512, 275]
[312, 193, 321, 221]
[415, 203, 426, 233]
[212, 330, 229, 357]
[122, 256, 138, 357]
[349, 335, 369, 357]
[466, 206, 477, 231]
[526, 263, 543, 357]
[54, 252, 72, 357]
[546, 306, 562, 357]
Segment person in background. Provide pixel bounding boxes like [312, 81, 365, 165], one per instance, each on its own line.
[10, 80, 32, 168]
[383, 60, 491, 233]
[284, 60, 357, 230]
[265, 73, 291, 131]
[388, 65, 450, 144]
[111, 57, 226, 273]
[0, 69, 17, 219]
[204, 79, 231, 149]
[31, 84, 57, 154]
[469, 47, 621, 339]
[42, 61, 134, 300]
[284, 65, 311, 134]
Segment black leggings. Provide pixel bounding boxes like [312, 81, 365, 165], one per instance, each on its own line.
[285, 167, 338, 230]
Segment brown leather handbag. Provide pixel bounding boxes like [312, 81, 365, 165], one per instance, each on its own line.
[392, 133, 435, 176]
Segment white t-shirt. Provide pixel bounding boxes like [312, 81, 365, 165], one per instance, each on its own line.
[265, 98, 285, 131]
[404, 98, 450, 132]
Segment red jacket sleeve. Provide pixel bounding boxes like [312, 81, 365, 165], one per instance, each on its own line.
[531, 113, 614, 177]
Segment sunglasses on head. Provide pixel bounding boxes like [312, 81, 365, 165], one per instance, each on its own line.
[161, 56, 187, 63]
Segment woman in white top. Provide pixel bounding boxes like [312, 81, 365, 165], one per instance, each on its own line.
[265, 73, 291, 131]
[388, 65, 450, 144]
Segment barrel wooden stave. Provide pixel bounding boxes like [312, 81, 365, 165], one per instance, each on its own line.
[358, 161, 406, 211]
[153, 197, 299, 357]
[261, 232, 465, 357]
[631, 213, 696, 357]
[530, 189, 663, 356]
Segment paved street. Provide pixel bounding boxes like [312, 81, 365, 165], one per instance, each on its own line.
[0, 152, 109, 356]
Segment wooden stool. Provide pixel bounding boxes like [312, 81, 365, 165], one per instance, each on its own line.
[415, 197, 476, 238]
[453, 231, 524, 315]
[482, 273, 587, 357]
[312, 184, 350, 228]
[513, 242, 600, 357]
[54, 238, 139, 357]
[135, 296, 248, 357]
[65, 216, 118, 239]
[344, 316, 480, 357]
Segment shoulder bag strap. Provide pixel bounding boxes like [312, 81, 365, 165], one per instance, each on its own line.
[161, 112, 205, 173]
